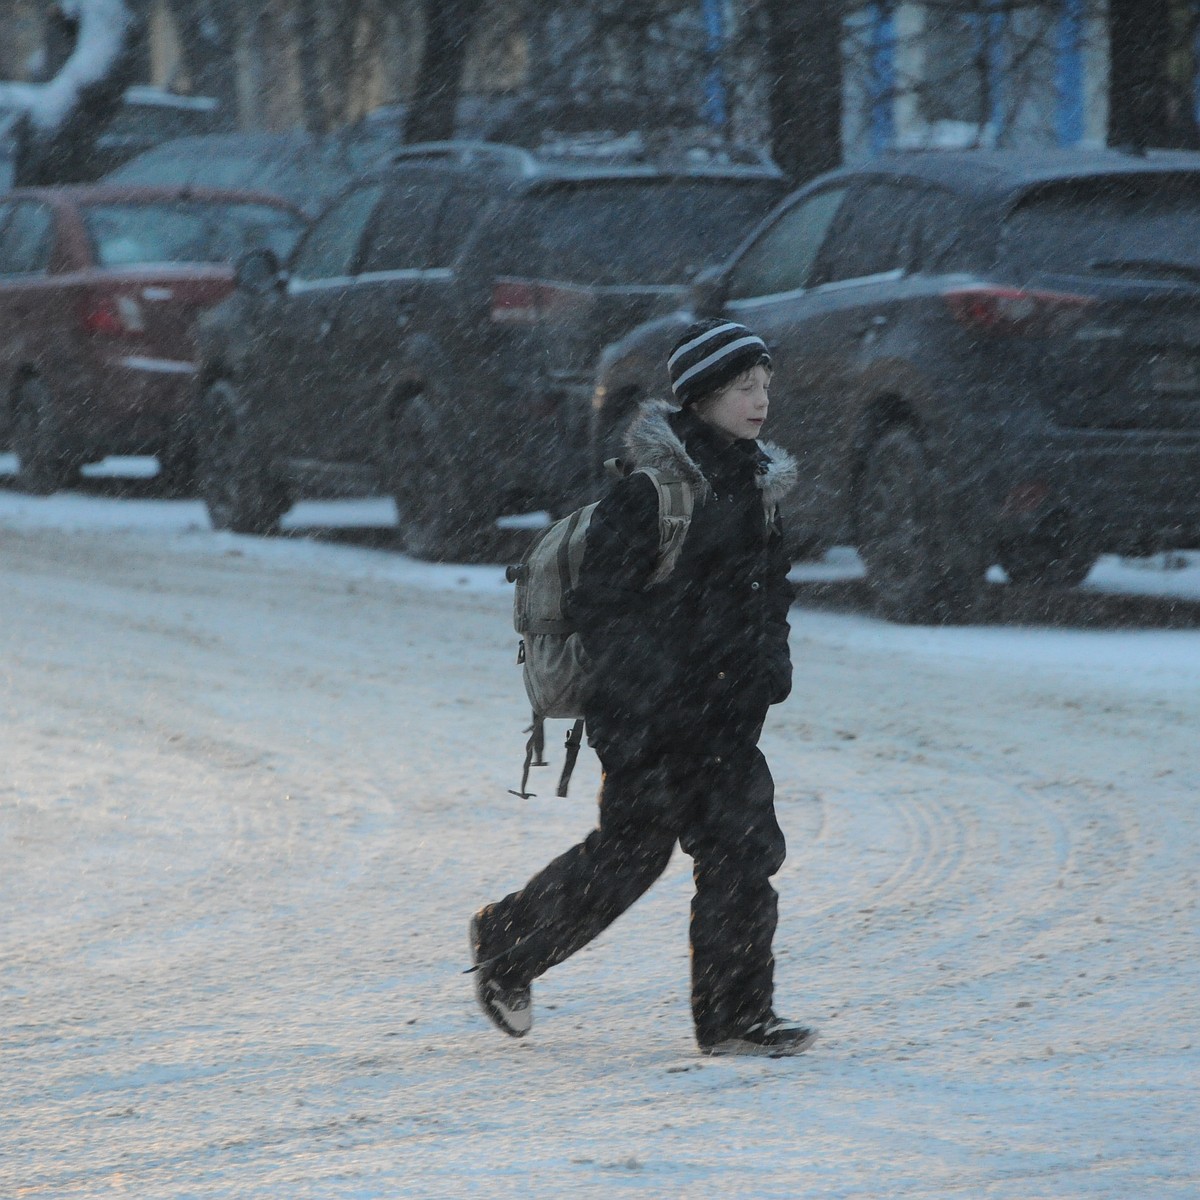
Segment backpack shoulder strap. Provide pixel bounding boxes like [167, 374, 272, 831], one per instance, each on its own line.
[635, 467, 694, 586]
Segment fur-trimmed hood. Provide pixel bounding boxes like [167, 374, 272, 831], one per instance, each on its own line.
[622, 399, 798, 509]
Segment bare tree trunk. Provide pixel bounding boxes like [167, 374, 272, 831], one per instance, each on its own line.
[41, 4, 81, 79]
[292, 0, 328, 132]
[404, 0, 483, 143]
[167, 0, 239, 126]
[1108, 0, 1197, 149]
[763, 0, 842, 184]
[16, 0, 143, 185]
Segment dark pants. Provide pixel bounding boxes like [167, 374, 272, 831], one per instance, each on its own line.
[474, 745, 786, 1043]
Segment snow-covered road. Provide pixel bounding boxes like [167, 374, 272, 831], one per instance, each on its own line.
[1, 487, 1197, 1198]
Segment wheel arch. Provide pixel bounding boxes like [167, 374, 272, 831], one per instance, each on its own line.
[194, 356, 235, 395]
[7, 363, 42, 407]
[847, 394, 924, 538]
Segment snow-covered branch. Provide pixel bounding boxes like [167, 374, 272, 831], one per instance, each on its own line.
[0, 0, 140, 186]
[0, 0, 136, 133]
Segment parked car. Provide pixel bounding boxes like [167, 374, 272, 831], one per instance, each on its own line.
[0, 86, 220, 188]
[103, 131, 357, 218]
[592, 148, 1200, 622]
[0, 184, 306, 492]
[191, 140, 787, 557]
[330, 94, 524, 175]
[87, 86, 222, 179]
[107, 99, 517, 214]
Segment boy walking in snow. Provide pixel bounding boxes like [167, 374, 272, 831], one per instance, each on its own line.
[470, 320, 815, 1056]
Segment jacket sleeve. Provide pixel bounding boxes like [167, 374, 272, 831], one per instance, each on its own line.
[763, 509, 794, 705]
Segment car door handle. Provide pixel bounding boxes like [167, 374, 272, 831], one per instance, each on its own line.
[142, 286, 174, 302]
[855, 314, 889, 338]
[318, 316, 338, 340]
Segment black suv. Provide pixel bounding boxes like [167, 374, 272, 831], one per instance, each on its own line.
[593, 148, 1200, 621]
[190, 141, 786, 557]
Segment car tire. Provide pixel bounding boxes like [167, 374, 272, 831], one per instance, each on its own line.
[856, 426, 982, 624]
[156, 436, 197, 498]
[197, 379, 288, 535]
[998, 515, 1096, 588]
[12, 377, 77, 495]
[389, 395, 495, 562]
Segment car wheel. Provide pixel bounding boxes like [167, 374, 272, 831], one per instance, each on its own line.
[998, 514, 1096, 588]
[389, 396, 494, 562]
[12, 377, 77, 495]
[856, 426, 982, 623]
[156, 436, 197, 498]
[197, 379, 288, 534]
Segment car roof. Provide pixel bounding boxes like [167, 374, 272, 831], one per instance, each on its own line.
[371, 140, 786, 187]
[5, 183, 306, 214]
[822, 147, 1200, 203]
[116, 130, 316, 157]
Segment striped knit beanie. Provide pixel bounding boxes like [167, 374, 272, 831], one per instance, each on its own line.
[667, 319, 771, 408]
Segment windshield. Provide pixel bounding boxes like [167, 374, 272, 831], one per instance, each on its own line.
[1002, 174, 1200, 279]
[510, 180, 784, 286]
[103, 137, 350, 214]
[82, 200, 305, 267]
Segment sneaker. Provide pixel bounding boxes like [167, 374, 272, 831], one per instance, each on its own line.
[699, 1013, 817, 1058]
[469, 914, 532, 1038]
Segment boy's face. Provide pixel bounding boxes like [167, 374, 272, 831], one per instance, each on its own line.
[693, 363, 772, 441]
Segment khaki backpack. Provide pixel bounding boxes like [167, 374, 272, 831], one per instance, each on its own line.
[506, 463, 695, 797]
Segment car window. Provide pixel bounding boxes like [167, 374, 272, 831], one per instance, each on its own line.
[725, 186, 848, 300]
[106, 144, 200, 186]
[430, 184, 490, 268]
[0, 201, 55, 275]
[482, 197, 540, 277]
[911, 188, 976, 272]
[82, 200, 304, 266]
[289, 183, 383, 281]
[107, 136, 351, 217]
[818, 183, 924, 283]
[358, 178, 448, 272]
[487, 180, 785, 286]
[1001, 173, 1200, 278]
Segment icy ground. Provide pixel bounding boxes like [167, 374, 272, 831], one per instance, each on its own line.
[1, 478, 1198, 1199]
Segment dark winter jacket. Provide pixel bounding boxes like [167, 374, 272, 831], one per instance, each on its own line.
[564, 401, 797, 767]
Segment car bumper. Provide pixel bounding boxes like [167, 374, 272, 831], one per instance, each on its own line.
[981, 421, 1200, 553]
[74, 354, 197, 452]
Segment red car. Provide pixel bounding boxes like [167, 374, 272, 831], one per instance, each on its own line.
[0, 185, 306, 492]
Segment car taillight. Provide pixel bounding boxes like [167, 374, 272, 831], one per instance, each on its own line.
[491, 279, 539, 324]
[79, 293, 145, 337]
[490, 278, 593, 324]
[943, 285, 1094, 336]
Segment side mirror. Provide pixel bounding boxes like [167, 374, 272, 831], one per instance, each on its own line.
[234, 248, 283, 296]
[689, 264, 728, 316]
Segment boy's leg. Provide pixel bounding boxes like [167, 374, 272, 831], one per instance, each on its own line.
[680, 748, 788, 1046]
[473, 757, 683, 988]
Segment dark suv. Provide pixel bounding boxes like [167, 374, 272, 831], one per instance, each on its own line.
[190, 141, 786, 557]
[592, 148, 1200, 621]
